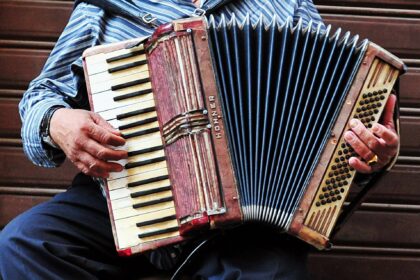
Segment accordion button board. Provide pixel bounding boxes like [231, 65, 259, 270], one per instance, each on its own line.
[84, 44, 182, 251]
[303, 58, 399, 238]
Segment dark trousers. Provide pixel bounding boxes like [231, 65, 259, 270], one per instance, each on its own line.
[0, 173, 310, 280]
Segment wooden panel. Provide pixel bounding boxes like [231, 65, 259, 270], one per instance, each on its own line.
[0, 147, 77, 188]
[0, 49, 50, 89]
[317, 0, 420, 9]
[0, 98, 21, 139]
[322, 15, 420, 58]
[400, 67, 420, 108]
[308, 252, 420, 280]
[365, 164, 420, 204]
[0, 194, 50, 228]
[400, 116, 420, 156]
[0, 1, 72, 41]
[333, 209, 420, 247]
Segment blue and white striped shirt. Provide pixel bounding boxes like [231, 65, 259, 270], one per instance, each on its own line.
[19, 0, 323, 167]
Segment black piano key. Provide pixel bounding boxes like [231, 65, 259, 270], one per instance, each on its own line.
[132, 196, 173, 208]
[111, 77, 150, 91]
[122, 127, 160, 139]
[128, 145, 164, 157]
[131, 185, 172, 198]
[136, 214, 177, 227]
[125, 156, 166, 170]
[108, 60, 148, 73]
[119, 116, 158, 131]
[116, 106, 156, 120]
[138, 226, 179, 239]
[127, 175, 169, 188]
[106, 49, 145, 63]
[113, 88, 153, 102]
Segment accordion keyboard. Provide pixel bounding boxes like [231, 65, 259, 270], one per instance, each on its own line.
[84, 44, 180, 249]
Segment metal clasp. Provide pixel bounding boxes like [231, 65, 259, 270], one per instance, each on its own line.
[141, 13, 158, 27]
[192, 8, 206, 17]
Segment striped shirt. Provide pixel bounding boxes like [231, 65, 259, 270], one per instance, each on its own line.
[19, 0, 323, 167]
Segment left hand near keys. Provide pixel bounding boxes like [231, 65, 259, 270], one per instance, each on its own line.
[344, 94, 399, 174]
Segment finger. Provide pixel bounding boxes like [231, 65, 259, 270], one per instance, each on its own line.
[371, 123, 399, 150]
[348, 157, 373, 174]
[84, 123, 126, 146]
[344, 131, 375, 162]
[348, 119, 388, 157]
[79, 152, 124, 177]
[90, 112, 120, 135]
[83, 139, 128, 161]
[381, 94, 397, 130]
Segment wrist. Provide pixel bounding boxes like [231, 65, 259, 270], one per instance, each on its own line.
[41, 106, 64, 149]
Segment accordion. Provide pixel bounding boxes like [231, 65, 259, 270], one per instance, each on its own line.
[82, 16, 405, 256]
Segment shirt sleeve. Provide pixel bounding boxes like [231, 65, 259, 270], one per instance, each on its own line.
[19, 4, 95, 168]
[294, 0, 324, 27]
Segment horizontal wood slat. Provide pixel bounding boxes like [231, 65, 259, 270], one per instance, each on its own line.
[0, 194, 50, 229]
[322, 15, 420, 59]
[0, 98, 21, 139]
[333, 210, 420, 247]
[308, 252, 420, 280]
[317, 0, 420, 9]
[0, 1, 72, 41]
[0, 147, 77, 188]
[0, 49, 50, 89]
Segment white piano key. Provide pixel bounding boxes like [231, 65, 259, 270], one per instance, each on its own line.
[114, 208, 177, 230]
[108, 178, 171, 200]
[89, 71, 150, 94]
[109, 160, 168, 181]
[112, 200, 175, 220]
[108, 167, 168, 191]
[88, 64, 148, 85]
[92, 89, 154, 113]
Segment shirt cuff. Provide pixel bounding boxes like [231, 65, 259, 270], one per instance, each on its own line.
[21, 99, 71, 168]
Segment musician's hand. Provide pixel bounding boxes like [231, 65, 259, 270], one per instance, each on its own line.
[343, 94, 399, 174]
[50, 108, 128, 178]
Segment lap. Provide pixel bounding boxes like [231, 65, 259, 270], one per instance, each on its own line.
[0, 173, 154, 280]
[0, 173, 310, 280]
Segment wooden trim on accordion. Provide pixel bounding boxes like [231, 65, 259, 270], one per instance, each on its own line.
[288, 42, 406, 250]
[168, 18, 243, 228]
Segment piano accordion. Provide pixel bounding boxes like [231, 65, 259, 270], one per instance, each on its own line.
[82, 16, 405, 256]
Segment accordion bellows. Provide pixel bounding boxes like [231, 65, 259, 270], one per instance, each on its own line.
[82, 15, 405, 256]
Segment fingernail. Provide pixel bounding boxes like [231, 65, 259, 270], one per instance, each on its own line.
[349, 119, 358, 129]
[344, 131, 354, 141]
[372, 124, 379, 133]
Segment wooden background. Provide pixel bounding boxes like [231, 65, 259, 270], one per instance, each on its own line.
[0, 1, 419, 279]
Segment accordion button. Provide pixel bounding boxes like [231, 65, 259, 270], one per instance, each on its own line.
[322, 187, 328, 192]
[327, 199, 332, 203]
[368, 92, 373, 97]
[316, 202, 321, 207]
[373, 91, 379, 96]
[374, 109, 379, 114]
[343, 181, 349, 186]
[321, 200, 326, 205]
[368, 124, 373, 128]
[340, 188, 345, 193]
[337, 196, 342, 201]
[369, 97, 375, 103]
[375, 97, 380, 101]
[319, 194, 324, 199]
[363, 94, 368, 98]
[360, 100, 365, 105]
[335, 190, 340, 195]
[332, 197, 337, 202]
[383, 89, 388, 93]
[333, 184, 338, 189]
